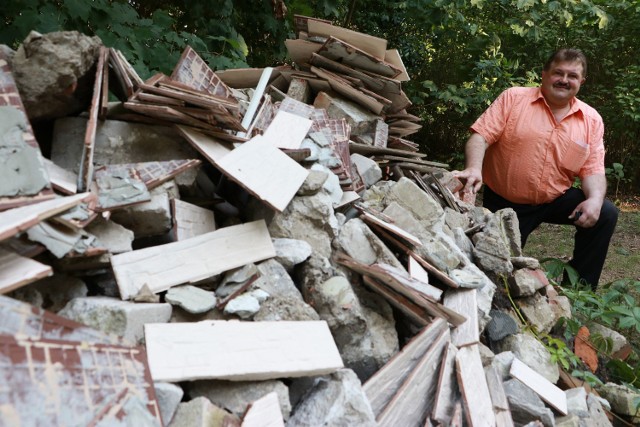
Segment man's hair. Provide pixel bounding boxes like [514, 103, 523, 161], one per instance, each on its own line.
[543, 48, 588, 77]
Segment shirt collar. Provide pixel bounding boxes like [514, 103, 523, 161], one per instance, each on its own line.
[532, 86, 583, 116]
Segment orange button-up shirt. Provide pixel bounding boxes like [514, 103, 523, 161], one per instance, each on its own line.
[471, 87, 605, 204]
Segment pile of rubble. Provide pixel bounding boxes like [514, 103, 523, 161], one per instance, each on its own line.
[1, 16, 638, 427]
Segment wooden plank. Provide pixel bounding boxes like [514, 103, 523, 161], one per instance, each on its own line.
[99, 48, 110, 119]
[241, 392, 285, 427]
[43, 158, 77, 195]
[112, 220, 275, 300]
[285, 39, 322, 67]
[349, 142, 427, 158]
[176, 124, 234, 164]
[360, 211, 422, 248]
[0, 335, 161, 427]
[216, 67, 278, 89]
[308, 20, 387, 60]
[377, 327, 450, 426]
[109, 47, 134, 97]
[485, 365, 515, 427]
[408, 255, 430, 283]
[215, 136, 309, 212]
[310, 66, 386, 114]
[261, 110, 312, 149]
[318, 37, 401, 78]
[0, 193, 94, 242]
[385, 49, 410, 81]
[361, 276, 430, 327]
[443, 288, 479, 347]
[364, 318, 447, 416]
[432, 343, 459, 425]
[144, 320, 344, 382]
[293, 14, 332, 34]
[509, 358, 568, 415]
[456, 344, 496, 426]
[171, 198, 216, 241]
[0, 247, 52, 294]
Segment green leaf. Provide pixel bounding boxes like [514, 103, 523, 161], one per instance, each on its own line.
[63, 0, 92, 22]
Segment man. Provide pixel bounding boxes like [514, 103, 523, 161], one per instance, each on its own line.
[454, 48, 618, 289]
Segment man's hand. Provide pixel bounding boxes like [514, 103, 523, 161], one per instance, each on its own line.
[570, 198, 601, 228]
[453, 167, 483, 194]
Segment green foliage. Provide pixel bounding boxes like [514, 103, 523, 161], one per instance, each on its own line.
[543, 335, 581, 371]
[606, 359, 640, 388]
[571, 369, 604, 387]
[605, 162, 626, 199]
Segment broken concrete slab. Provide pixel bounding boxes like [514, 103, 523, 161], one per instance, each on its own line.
[10, 272, 88, 312]
[84, 215, 134, 254]
[168, 397, 240, 427]
[272, 238, 313, 272]
[502, 379, 555, 427]
[493, 333, 559, 384]
[165, 285, 217, 314]
[517, 292, 558, 335]
[334, 217, 405, 270]
[351, 153, 382, 188]
[154, 382, 185, 426]
[509, 268, 548, 297]
[224, 292, 261, 319]
[58, 296, 172, 344]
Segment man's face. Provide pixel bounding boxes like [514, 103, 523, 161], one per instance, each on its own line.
[540, 60, 585, 107]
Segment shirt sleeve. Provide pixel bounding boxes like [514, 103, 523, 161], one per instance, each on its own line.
[578, 114, 606, 179]
[469, 88, 513, 145]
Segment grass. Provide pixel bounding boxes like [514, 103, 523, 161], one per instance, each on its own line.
[525, 198, 640, 285]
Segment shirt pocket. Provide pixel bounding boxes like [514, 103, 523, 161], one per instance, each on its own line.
[560, 139, 590, 174]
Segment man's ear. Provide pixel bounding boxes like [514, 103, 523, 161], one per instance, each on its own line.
[581, 77, 586, 84]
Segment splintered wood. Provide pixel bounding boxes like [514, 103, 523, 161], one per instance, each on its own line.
[144, 320, 344, 382]
[111, 220, 276, 300]
[456, 344, 496, 426]
[0, 248, 52, 294]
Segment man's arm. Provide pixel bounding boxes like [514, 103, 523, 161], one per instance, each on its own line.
[453, 132, 488, 194]
[571, 174, 607, 228]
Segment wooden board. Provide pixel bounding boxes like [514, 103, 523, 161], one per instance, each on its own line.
[241, 392, 285, 427]
[318, 37, 401, 78]
[432, 343, 459, 424]
[171, 198, 216, 241]
[307, 20, 387, 60]
[0, 335, 161, 427]
[456, 344, 496, 426]
[361, 276, 431, 327]
[444, 288, 479, 347]
[485, 365, 515, 427]
[311, 66, 386, 115]
[0, 193, 94, 242]
[0, 247, 52, 294]
[111, 220, 275, 300]
[364, 318, 448, 417]
[216, 67, 278, 89]
[144, 320, 343, 382]
[376, 327, 450, 426]
[261, 110, 312, 149]
[385, 49, 410, 81]
[176, 124, 233, 165]
[408, 255, 430, 284]
[215, 136, 309, 212]
[349, 142, 427, 158]
[360, 211, 422, 248]
[284, 39, 322, 67]
[43, 158, 77, 195]
[509, 358, 568, 415]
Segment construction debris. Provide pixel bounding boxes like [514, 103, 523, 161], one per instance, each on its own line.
[0, 19, 624, 427]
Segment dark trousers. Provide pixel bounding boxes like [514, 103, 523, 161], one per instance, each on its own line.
[483, 186, 618, 288]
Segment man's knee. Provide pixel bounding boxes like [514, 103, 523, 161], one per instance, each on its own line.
[600, 199, 619, 229]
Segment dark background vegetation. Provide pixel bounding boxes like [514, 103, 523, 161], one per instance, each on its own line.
[2, 0, 639, 192]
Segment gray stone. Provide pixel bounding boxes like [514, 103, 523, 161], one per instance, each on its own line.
[385, 177, 445, 230]
[596, 382, 640, 419]
[300, 132, 342, 168]
[517, 292, 558, 334]
[253, 296, 320, 321]
[26, 221, 99, 258]
[313, 91, 379, 136]
[51, 118, 199, 185]
[565, 387, 589, 417]
[308, 275, 398, 381]
[58, 297, 172, 345]
[351, 153, 382, 188]
[189, 379, 291, 420]
[472, 230, 514, 277]
[154, 382, 184, 425]
[555, 414, 581, 427]
[111, 180, 178, 238]
[311, 163, 343, 206]
[168, 397, 240, 427]
[223, 293, 260, 319]
[254, 259, 303, 300]
[287, 369, 376, 427]
[585, 393, 613, 427]
[486, 310, 519, 342]
[463, 263, 497, 331]
[12, 31, 102, 120]
[297, 254, 340, 302]
[444, 207, 470, 231]
[297, 169, 328, 196]
[216, 264, 257, 298]
[512, 256, 542, 270]
[267, 191, 338, 258]
[491, 351, 515, 381]
[510, 268, 549, 297]
[478, 342, 496, 366]
[85, 216, 134, 254]
[589, 323, 628, 355]
[489, 208, 523, 257]
[0, 106, 49, 198]
[451, 227, 474, 260]
[334, 218, 405, 270]
[503, 379, 555, 427]
[494, 334, 559, 384]
[546, 286, 573, 322]
[450, 267, 486, 289]
[165, 285, 217, 314]
[272, 238, 313, 272]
